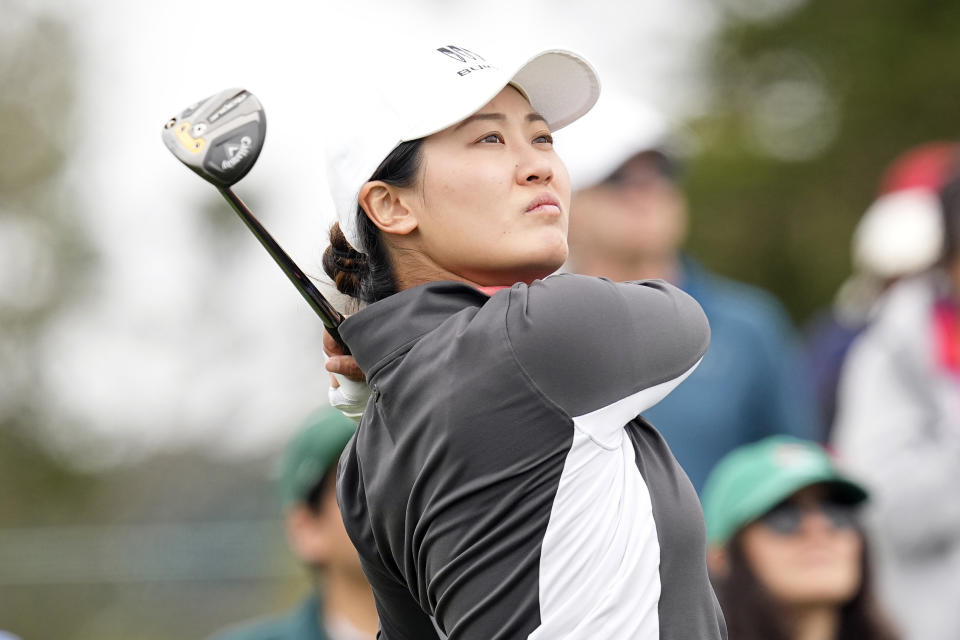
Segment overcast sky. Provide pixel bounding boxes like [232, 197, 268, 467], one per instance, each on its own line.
[26, 0, 721, 468]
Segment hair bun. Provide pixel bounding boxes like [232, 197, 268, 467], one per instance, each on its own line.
[323, 222, 369, 298]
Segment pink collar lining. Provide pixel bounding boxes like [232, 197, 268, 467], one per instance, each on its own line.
[475, 285, 510, 296]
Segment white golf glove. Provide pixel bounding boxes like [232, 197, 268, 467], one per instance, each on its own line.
[327, 372, 371, 424]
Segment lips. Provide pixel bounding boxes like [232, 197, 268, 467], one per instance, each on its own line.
[525, 193, 562, 214]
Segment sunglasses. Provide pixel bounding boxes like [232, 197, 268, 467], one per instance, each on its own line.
[602, 151, 680, 188]
[758, 499, 859, 536]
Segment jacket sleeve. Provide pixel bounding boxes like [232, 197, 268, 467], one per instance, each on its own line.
[357, 555, 444, 640]
[505, 274, 709, 437]
[832, 330, 960, 555]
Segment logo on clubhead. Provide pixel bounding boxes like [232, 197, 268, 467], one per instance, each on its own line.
[222, 136, 253, 171]
[209, 92, 250, 123]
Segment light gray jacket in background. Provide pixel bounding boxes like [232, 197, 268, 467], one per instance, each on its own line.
[833, 272, 960, 640]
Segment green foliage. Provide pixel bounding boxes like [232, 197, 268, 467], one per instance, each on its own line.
[684, 0, 960, 323]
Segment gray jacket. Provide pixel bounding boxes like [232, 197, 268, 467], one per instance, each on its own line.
[337, 274, 726, 640]
[833, 272, 960, 640]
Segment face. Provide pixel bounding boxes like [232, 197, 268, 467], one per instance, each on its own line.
[394, 85, 572, 286]
[286, 478, 365, 578]
[740, 485, 863, 608]
[568, 151, 687, 262]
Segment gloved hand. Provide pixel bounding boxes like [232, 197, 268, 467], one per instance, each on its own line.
[323, 329, 370, 423]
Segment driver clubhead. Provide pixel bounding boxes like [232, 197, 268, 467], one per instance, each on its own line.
[162, 88, 266, 187]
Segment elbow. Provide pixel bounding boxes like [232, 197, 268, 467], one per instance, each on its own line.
[675, 289, 711, 364]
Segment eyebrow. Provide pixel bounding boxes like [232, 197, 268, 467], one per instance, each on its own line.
[454, 112, 548, 131]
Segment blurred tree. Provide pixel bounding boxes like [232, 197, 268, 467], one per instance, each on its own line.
[0, 3, 100, 636]
[683, 0, 960, 323]
[0, 4, 97, 509]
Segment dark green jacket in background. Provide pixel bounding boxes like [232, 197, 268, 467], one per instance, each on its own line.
[207, 596, 324, 640]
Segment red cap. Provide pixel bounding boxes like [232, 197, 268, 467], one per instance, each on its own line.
[878, 142, 960, 195]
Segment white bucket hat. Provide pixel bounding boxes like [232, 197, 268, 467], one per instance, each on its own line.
[324, 43, 601, 252]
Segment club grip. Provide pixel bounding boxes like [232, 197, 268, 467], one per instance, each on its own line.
[217, 187, 351, 353]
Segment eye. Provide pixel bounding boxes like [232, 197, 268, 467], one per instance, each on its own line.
[534, 133, 554, 145]
[477, 133, 504, 144]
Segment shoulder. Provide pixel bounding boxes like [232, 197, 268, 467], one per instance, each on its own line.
[506, 272, 705, 319]
[502, 273, 708, 350]
[500, 274, 709, 415]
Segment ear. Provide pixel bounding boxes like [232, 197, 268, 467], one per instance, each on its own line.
[285, 505, 330, 565]
[706, 544, 729, 579]
[358, 180, 419, 238]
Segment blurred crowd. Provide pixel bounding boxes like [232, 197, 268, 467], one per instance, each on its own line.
[186, 86, 960, 640]
[556, 92, 960, 640]
[557, 92, 960, 640]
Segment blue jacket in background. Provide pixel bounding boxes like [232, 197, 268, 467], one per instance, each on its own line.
[643, 258, 819, 494]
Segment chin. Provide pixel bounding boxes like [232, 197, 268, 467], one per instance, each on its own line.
[537, 234, 569, 266]
[474, 239, 568, 285]
[780, 577, 862, 607]
[489, 259, 565, 285]
[530, 248, 568, 279]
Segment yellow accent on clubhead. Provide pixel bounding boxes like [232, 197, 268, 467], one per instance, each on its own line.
[175, 121, 206, 154]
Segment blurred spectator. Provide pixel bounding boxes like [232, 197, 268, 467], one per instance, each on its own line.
[805, 142, 956, 436]
[208, 407, 376, 640]
[831, 154, 960, 640]
[702, 435, 899, 640]
[557, 90, 818, 493]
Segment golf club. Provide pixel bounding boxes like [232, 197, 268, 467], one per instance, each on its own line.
[161, 88, 349, 353]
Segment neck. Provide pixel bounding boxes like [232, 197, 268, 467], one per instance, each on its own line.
[788, 604, 841, 640]
[321, 566, 379, 636]
[391, 249, 551, 291]
[569, 251, 681, 284]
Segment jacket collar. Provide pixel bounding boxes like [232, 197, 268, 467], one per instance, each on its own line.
[339, 281, 493, 378]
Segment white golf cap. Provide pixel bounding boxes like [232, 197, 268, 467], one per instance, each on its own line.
[324, 43, 601, 252]
[850, 142, 959, 278]
[852, 188, 943, 278]
[554, 88, 672, 192]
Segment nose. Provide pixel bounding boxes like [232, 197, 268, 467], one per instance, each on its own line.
[799, 507, 837, 538]
[515, 146, 554, 186]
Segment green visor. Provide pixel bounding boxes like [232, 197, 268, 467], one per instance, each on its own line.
[701, 435, 868, 545]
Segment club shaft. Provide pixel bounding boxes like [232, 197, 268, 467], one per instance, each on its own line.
[217, 186, 350, 354]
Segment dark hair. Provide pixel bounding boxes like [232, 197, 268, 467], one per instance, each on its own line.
[939, 169, 960, 265]
[323, 139, 425, 304]
[303, 466, 338, 515]
[715, 530, 900, 640]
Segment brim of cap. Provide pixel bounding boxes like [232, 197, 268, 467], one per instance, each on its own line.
[510, 49, 601, 132]
[710, 471, 869, 545]
[404, 48, 600, 142]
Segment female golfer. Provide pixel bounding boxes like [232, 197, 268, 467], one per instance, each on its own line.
[321, 42, 726, 640]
